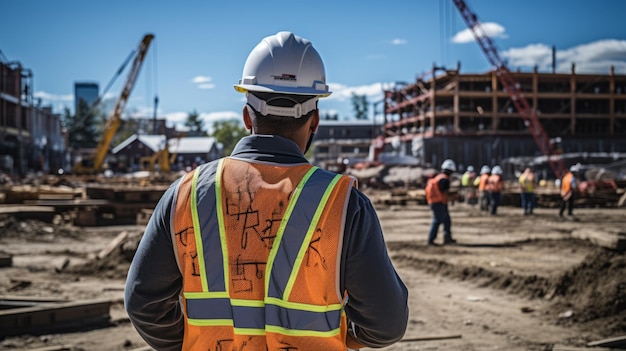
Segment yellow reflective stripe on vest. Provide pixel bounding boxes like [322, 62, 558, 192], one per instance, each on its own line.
[189, 167, 209, 292]
[184, 163, 345, 335]
[268, 169, 342, 300]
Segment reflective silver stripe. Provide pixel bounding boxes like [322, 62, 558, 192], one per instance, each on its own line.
[194, 163, 226, 292]
[267, 168, 337, 299]
[186, 298, 341, 331]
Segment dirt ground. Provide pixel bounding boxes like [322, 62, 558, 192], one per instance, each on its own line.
[1, 199, 625, 351]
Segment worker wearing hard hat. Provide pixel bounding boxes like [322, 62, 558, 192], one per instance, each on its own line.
[125, 31, 408, 351]
[474, 165, 491, 211]
[426, 159, 457, 245]
[461, 165, 478, 205]
[559, 163, 581, 219]
[488, 165, 505, 215]
[518, 167, 536, 215]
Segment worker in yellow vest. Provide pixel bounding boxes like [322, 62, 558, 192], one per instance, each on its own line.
[518, 167, 536, 215]
[425, 159, 457, 245]
[124, 31, 408, 351]
[559, 163, 581, 219]
[461, 165, 477, 205]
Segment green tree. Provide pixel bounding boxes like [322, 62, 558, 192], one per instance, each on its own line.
[211, 119, 248, 156]
[184, 110, 206, 136]
[61, 99, 102, 149]
[351, 93, 369, 120]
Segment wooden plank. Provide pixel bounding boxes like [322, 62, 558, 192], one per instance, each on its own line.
[552, 346, 613, 351]
[0, 299, 111, 337]
[587, 335, 626, 348]
[97, 231, 128, 260]
[20, 345, 73, 351]
[0, 205, 55, 214]
[401, 334, 462, 342]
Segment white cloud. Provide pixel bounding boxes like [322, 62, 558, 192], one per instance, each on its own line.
[392, 38, 407, 45]
[326, 82, 388, 102]
[192, 76, 212, 84]
[163, 110, 240, 133]
[502, 39, 626, 74]
[192, 75, 215, 90]
[33, 91, 73, 102]
[198, 83, 215, 90]
[452, 22, 507, 44]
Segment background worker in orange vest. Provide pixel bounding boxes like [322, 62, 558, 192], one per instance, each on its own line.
[426, 159, 457, 245]
[474, 165, 491, 211]
[488, 165, 504, 215]
[124, 31, 408, 351]
[559, 163, 581, 219]
[518, 167, 536, 215]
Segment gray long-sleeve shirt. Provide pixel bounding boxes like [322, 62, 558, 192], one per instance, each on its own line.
[124, 135, 409, 350]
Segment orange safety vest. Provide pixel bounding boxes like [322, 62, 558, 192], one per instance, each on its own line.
[561, 172, 574, 200]
[487, 174, 503, 192]
[172, 157, 357, 351]
[477, 173, 489, 191]
[425, 173, 448, 204]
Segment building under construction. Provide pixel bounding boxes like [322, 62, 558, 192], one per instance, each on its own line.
[381, 63, 626, 178]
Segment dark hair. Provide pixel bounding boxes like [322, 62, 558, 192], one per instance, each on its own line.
[247, 92, 317, 135]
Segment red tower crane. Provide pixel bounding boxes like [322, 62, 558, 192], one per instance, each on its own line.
[452, 0, 566, 178]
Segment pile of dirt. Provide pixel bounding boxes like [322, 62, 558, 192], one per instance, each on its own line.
[389, 239, 626, 339]
[0, 216, 81, 241]
[548, 249, 626, 336]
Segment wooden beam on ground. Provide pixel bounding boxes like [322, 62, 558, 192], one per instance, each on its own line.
[0, 299, 111, 337]
[400, 334, 462, 342]
[97, 231, 128, 260]
[21, 345, 73, 351]
[552, 345, 613, 351]
[587, 335, 626, 348]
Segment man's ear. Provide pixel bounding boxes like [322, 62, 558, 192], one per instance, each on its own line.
[310, 109, 320, 133]
[243, 106, 253, 132]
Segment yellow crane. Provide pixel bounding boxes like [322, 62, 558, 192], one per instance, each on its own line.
[73, 33, 154, 174]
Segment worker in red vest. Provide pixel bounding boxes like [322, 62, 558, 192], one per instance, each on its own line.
[488, 165, 505, 215]
[559, 163, 581, 219]
[426, 159, 457, 245]
[124, 31, 408, 351]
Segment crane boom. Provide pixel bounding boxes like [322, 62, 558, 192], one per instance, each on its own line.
[73, 33, 154, 174]
[451, 0, 566, 178]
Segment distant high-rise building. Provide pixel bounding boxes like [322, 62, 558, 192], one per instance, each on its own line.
[74, 81, 99, 113]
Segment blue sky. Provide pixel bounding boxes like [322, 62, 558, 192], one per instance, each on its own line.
[2, 0, 626, 131]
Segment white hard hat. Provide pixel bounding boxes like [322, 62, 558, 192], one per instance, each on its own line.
[441, 159, 457, 172]
[234, 31, 331, 97]
[492, 165, 503, 175]
[467, 165, 475, 172]
[480, 165, 491, 174]
[569, 163, 581, 172]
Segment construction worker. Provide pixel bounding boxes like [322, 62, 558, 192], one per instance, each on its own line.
[461, 165, 477, 205]
[426, 159, 457, 245]
[474, 165, 491, 211]
[488, 165, 504, 215]
[518, 167, 536, 215]
[124, 31, 408, 351]
[560, 163, 581, 219]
